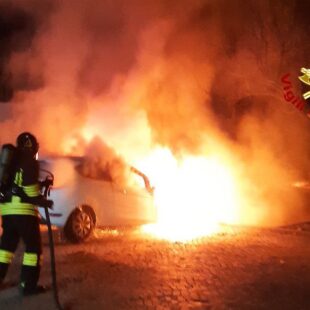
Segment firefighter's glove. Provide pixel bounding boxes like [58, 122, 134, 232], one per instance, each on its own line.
[27, 195, 54, 209]
[43, 199, 54, 210]
[37, 197, 54, 209]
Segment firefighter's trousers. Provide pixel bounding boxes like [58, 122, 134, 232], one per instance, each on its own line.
[0, 215, 42, 290]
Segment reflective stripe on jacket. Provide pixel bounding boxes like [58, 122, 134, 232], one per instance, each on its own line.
[0, 160, 40, 216]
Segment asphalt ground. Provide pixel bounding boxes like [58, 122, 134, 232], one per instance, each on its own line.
[0, 224, 310, 309]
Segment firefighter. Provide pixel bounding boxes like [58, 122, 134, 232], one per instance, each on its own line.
[0, 132, 53, 295]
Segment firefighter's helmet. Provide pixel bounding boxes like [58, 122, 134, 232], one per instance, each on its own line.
[16, 132, 39, 155]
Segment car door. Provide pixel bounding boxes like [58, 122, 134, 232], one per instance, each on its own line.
[75, 174, 116, 226]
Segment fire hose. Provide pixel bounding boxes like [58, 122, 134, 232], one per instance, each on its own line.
[41, 169, 63, 310]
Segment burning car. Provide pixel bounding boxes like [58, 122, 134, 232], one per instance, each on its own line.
[38, 156, 156, 242]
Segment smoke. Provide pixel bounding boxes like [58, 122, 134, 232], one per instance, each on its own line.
[1, 0, 310, 226]
[78, 136, 129, 187]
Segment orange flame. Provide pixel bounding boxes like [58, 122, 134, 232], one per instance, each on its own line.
[136, 148, 240, 241]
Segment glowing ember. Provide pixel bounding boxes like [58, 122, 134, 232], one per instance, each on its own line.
[137, 148, 239, 242]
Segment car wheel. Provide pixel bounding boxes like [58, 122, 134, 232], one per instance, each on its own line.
[64, 207, 94, 243]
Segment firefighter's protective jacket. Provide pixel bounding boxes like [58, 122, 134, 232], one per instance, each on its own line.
[0, 152, 40, 216]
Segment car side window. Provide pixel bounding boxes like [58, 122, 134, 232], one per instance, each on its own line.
[75, 161, 113, 183]
[74, 158, 153, 194]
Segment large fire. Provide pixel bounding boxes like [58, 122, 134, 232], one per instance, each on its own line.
[135, 148, 240, 241]
[64, 124, 245, 242]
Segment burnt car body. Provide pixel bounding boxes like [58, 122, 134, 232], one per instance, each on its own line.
[39, 157, 156, 242]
